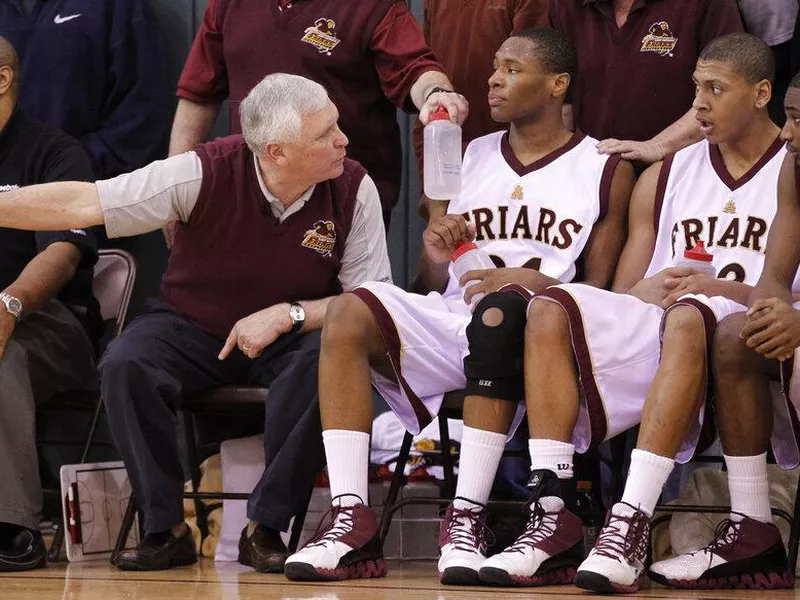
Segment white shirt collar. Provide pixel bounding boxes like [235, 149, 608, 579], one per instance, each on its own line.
[253, 155, 316, 222]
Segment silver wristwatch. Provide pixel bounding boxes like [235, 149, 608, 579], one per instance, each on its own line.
[0, 292, 22, 319]
[289, 302, 305, 333]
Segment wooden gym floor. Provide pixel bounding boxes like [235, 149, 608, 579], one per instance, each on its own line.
[2, 559, 800, 600]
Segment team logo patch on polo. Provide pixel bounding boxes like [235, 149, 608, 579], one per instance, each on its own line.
[301, 18, 340, 55]
[302, 220, 336, 256]
[640, 21, 678, 57]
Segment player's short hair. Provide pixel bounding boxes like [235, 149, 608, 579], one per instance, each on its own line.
[698, 33, 775, 85]
[512, 28, 577, 83]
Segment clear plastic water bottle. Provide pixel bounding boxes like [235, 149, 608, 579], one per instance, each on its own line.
[424, 107, 462, 200]
[451, 241, 494, 308]
[676, 240, 716, 277]
[574, 479, 602, 555]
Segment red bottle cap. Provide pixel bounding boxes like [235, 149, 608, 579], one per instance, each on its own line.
[451, 241, 477, 261]
[428, 107, 450, 122]
[684, 240, 713, 262]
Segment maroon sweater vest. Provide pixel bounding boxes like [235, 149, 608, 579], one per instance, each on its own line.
[216, 0, 400, 209]
[159, 135, 363, 339]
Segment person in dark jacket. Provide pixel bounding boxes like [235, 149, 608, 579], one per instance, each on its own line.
[0, 0, 172, 178]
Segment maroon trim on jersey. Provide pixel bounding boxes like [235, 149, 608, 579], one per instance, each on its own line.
[349, 288, 434, 432]
[497, 283, 534, 302]
[535, 287, 608, 445]
[709, 135, 785, 192]
[778, 356, 800, 468]
[500, 130, 586, 177]
[663, 298, 717, 456]
[598, 154, 622, 221]
[653, 153, 675, 234]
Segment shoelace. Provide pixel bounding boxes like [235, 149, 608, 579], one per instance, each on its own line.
[506, 502, 558, 554]
[445, 506, 494, 553]
[592, 506, 649, 564]
[304, 495, 363, 548]
[707, 518, 743, 555]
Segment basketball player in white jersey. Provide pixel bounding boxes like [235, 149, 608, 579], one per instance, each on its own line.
[455, 33, 791, 593]
[282, 28, 635, 583]
[646, 73, 800, 591]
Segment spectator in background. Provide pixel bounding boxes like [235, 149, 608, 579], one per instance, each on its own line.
[414, 0, 549, 220]
[169, 0, 468, 231]
[0, 0, 172, 179]
[0, 73, 392, 574]
[738, 0, 799, 125]
[0, 37, 100, 572]
[549, 0, 742, 168]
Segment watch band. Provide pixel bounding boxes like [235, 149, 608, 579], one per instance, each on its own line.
[425, 86, 455, 101]
[0, 292, 22, 319]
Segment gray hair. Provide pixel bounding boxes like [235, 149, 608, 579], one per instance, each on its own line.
[240, 73, 330, 153]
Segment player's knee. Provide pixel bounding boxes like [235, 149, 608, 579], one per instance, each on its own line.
[526, 298, 569, 344]
[323, 292, 375, 348]
[463, 290, 528, 402]
[713, 312, 752, 371]
[663, 305, 706, 353]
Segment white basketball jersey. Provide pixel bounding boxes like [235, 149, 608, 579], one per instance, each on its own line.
[644, 138, 796, 288]
[443, 131, 615, 300]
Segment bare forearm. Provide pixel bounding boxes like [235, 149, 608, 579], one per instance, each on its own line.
[296, 297, 335, 332]
[651, 108, 702, 156]
[750, 275, 794, 306]
[5, 242, 81, 314]
[0, 182, 103, 231]
[411, 254, 450, 295]
[169, 99, 221, 156]
[409, 70, 453, 111]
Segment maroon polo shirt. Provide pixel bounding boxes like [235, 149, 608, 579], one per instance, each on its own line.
[549, 0, 743, 142]
[413, 0, 549, 172]
[177, 0, 443, 211]
[160, 135, 362, 339]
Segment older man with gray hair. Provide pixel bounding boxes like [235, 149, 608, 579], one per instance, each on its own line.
[0, 72, 392, 572]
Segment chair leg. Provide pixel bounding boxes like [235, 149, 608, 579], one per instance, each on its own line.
[47, 520, 64, 563]
[439, 416, 455, 500]
[787, 475, 800, 573]
[379, 431, 413, 544]
[183, 413, 208, 539]
[112, 494, 138, 564]
[79, 395, 104, 464]
[288, 483, 315, 553]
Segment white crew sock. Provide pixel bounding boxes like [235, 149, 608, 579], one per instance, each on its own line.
[725, 452, 772, 523]
[620, 449, 674, 517]
[453, 425, 507, 510]
[323, 429, 370, 507]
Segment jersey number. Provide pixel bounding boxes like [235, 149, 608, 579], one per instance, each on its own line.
[717, 262, 746, 283]
[490, 255, 542, 271]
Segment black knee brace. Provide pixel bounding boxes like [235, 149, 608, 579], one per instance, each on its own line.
[463, 290, 528, 402]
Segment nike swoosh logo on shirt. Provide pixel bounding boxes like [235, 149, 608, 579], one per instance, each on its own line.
[54, 14, 81, 24]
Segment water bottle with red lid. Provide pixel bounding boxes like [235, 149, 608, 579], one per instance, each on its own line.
[676, 240, 716, 277]
[424, 107, 462, 200]
[450, 241, 494, 308]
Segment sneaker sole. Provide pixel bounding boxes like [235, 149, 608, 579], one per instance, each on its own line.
[284, 559, 387, 582]
[574, 570, 641, 594]
[479, 565, 577, 587]
[440, 566, 481, 586]
[649, 569, 795, 590]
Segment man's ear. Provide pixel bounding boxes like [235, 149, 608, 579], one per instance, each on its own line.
[0, 66, 14, 97]
[551, 72, 570, 100]
[754, 78, 772, 110]
[265, 142, 287, 166]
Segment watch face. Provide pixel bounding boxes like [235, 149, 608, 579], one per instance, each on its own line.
[290, 305, 305, 322]
[7, 298, 21, 313]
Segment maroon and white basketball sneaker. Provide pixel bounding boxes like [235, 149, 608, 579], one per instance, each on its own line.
[438, 498, 493, 585]
[649, 515, 794, 589]
[574, 502, 651, 594]
[284, 496, 386, 581]
[478, 498, 584, 587]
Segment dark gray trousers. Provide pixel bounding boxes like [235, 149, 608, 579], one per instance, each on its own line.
[0, 300, 96, 529]
[99, 299, 324, 533]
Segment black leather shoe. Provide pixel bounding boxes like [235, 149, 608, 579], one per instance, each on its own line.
[114, 526, 197, 571]
[0, 525, 46, 572]
[238, 524, 288, 573]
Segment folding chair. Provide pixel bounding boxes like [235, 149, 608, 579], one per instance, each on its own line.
[112, 385, 311, 561]
[44, 248, 137, 561]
